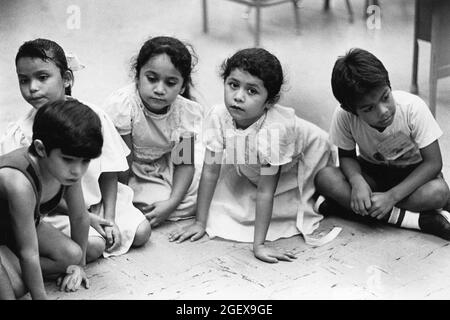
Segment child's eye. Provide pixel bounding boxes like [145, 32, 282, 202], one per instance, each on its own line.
[363, 106, 373, 113]
[19, 78, 29, 85]
[228, 82, 239, 89]
[38, 74, 49, 81]
[146, 75, 157, 82]
[82, 159, 91, 164]
[62, 157, 74, 163]
[247, 88, 258, 95]
[166, 80, 179, 87]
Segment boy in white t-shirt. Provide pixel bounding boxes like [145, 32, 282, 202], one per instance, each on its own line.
[314, 48, 450, 239]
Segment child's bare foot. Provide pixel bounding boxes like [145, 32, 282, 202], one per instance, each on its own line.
[419, 210, 450, 240]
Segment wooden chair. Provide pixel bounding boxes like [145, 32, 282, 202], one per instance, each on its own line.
[323, 0, 354, 23]
[202, 0, 301, 47]
[410, 0, 450, 116]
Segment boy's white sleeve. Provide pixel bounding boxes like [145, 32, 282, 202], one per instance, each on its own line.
[408, 95, 443, 149]
[329, 108, 356, 151]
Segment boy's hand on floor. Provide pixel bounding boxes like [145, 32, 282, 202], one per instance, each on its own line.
[105, 223, 121, 252]
[168, 221, 205, 243]
[56, 265, 90, 292]
[350, 182, 372, 216]
[253, 244, 297, 263]
[369, 192, 395, 220]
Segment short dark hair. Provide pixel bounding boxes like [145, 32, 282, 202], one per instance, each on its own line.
[15, 38, 73, 95]
[220, 48, 284, 105]
[331, 48, 390, 114]
[132, 36, 197, 100]
[31, 99, 103, 159]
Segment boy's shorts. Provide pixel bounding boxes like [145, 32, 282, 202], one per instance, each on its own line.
[358, 157, 421, 192]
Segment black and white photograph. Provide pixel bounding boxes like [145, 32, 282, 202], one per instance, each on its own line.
[0, 0, 450, 302]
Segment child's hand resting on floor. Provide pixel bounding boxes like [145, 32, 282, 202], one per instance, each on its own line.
[253, 244, 297, 263]
[168, 221, 206, 243]
[56, 265, 90, 292]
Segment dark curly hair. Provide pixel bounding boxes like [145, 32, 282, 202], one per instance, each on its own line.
[132, 36, 197, 100]
[220, 48, 284, 104]
[331, 48, 391, 114]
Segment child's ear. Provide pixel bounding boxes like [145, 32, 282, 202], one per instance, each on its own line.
[63, 70, 74, 90]
[264, 101, 273, 110]
[33, 140, 47, 158]
[179, 86, 185, 95]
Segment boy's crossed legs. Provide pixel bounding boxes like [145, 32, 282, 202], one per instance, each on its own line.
[315, 163, 450, 240]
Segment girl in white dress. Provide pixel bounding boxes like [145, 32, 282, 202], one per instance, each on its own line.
[1, 39, 151, 260]
[170, 48, 338, 263]
[103, 36, 204, 227]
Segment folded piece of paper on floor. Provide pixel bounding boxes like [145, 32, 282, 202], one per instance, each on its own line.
[304, 227, 342, 247]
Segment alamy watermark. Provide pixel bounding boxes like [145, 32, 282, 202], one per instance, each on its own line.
[66, 5, 81, 30]
[366, 5, 381, 30]
[170, 127, 283, 175]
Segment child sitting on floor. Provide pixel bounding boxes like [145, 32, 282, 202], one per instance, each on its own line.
[103, 36, 204, 227]
[0, 100, 102, 299]
[0, 38, 151, 260]
[314, 48, 450, 239]
[169, 48, 339, 263]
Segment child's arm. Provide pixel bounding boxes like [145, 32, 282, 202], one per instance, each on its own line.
[169, 149, 222, 243]
[0, 258, 15, 300]
[146, 163, 195, 227]
[61, 181, 90, 291]
[145, 135, 195, 227]
[253, 166, 296, 263]
[339, 148, 372, 215]
[369, 140, 443, 219]
[99, 172, 121, 252]
[3, 170, 47, 300]
[118, 134, 133, 185]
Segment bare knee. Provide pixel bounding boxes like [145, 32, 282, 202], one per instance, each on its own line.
[425, 180, 450, 207]
[132, 220, 151, 247]
[54, 241, 83, 269]
[315, 166, 346, 195]
[86, 236, 106, 263]
[0, 247, 26, 299]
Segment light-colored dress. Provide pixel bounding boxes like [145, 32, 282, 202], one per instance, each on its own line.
[103, 84, 204, 219]
[0, 100, 147, 258]
[203, 103, 337, 243]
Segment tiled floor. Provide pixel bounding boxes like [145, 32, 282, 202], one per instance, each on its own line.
[1, 0, 450, 299]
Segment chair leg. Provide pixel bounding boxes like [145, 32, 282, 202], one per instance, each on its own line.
[410, 39, 419, 94]
[202, 0, 208, 33]
[292, 0, 301, 34]
[255, 4, 261, 46]
[345, 0, 354, 23]
[429, 60, 437, 116]
[410, 0, 419, 94]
